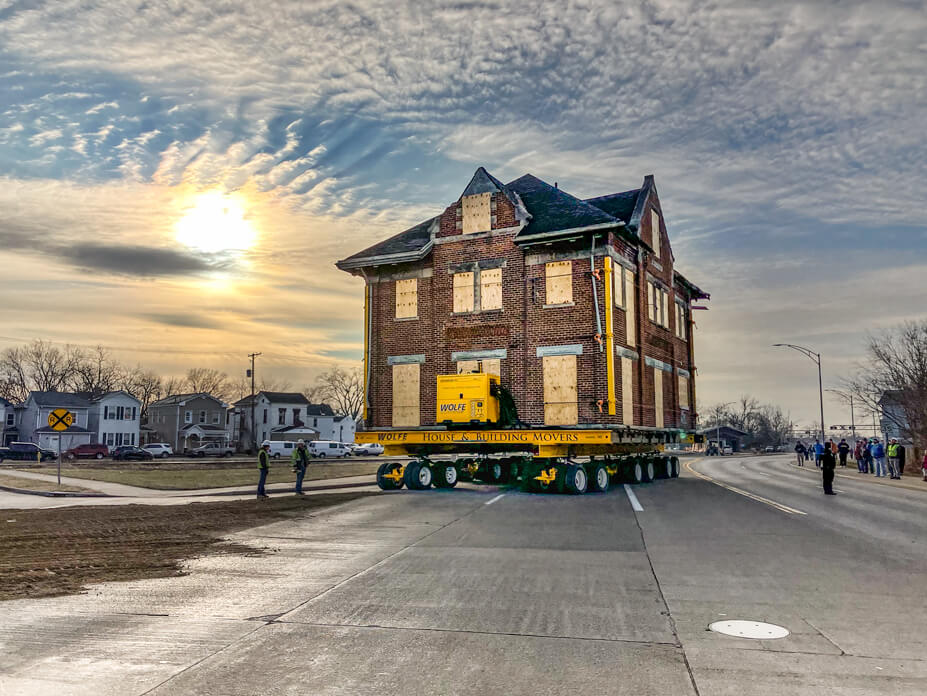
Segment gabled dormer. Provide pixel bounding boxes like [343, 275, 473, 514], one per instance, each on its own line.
[625, 175, 673, 266]
[437, 167, 530, 239]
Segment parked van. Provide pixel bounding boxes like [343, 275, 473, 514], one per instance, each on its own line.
[309, 440, 351, 458]
[266, 441, 297, 459]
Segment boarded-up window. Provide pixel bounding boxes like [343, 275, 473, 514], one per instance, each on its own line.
[456, 360, 479, 374]
[392, 363, 420, 426]
[545, 261, 572, 305]
[625, 271, 636, 347]
[453, 272, 474, 313]
[456, 358, 501, 376]
[647, 282, 655, 321]
[651, 209, 661, 259]
[676, 303, 687, 340]
[653, 368, 664, 428]
[480, 267, 502, 310]
[543, 354, 577, 425]
[395, 278, 418, 319]
[462, 193, 492, 234]
[679, 375, 690, 410]
[621, 357, 634, 426]
[661, 290, 669, 329]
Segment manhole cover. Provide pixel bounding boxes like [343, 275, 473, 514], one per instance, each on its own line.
[709, 620, 789, 640]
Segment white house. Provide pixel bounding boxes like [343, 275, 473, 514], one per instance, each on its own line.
[18, 391, 93, 452]
[234, 391, 317, 448]
[0, 397, 17, 446]
[306, 404, 357, 444]
[87, 391, 142, 449]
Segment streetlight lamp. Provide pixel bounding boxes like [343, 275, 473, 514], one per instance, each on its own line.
[825, 388, 857, 440]
[773, 343, 825, 444]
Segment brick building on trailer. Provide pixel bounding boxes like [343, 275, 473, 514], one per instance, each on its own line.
[337, 167, 709, 432]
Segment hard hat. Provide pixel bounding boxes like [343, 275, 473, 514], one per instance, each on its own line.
[297, 439, 305, 445]
[261, 440, 271, 447]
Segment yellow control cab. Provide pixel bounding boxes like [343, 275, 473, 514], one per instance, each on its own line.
[436, 373, 501, 424]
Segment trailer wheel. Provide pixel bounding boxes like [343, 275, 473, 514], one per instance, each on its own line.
[628, 461, 644, 485]
[376, 462, 404, 490]
[642, 459, 655, 483]
[433, 464, 458, 489]
[404, 462, 433, 490]
[658, 457, 673, 479]
[564, 464, 588, 494]
[589, 464, 609, 493]
[670, 456, 680, 478]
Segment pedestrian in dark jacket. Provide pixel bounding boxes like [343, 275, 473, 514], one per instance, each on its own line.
[290, 439, 310, 495]
[897, 442, 906, 476]
[257, 440, 271, 498]
[821, 446, 837, 495]
[837, 439, 850, 467]
[794, 441, 807, 466]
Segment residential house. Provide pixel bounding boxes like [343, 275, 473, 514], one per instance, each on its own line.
[337, 167, 709, 432]
[234, 392, 318, 448]
[18, 391, 93, 452]
[86, 391, 142, 450]
[306, 403, 357, 443]
[0, 396, 17, 446]
[146, 393, 232, 453]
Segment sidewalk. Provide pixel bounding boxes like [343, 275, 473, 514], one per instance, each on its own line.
[0, 469, 377, 499]
[789, 460, 927, 493]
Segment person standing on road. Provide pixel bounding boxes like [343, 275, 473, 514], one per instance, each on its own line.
[291, 439, 309, 495]
[921, 449, 927, 482]
[896, 441, 906, 477]
[257, 440, 271, 499]
[863, 440, 874, 474]
[871, 439, 886, 478]
[794, 441, 807, 466]
[821, 443, 837, 495]
[854, 440, 865, 472]
[837, 439, 850, 467]
[813, 440, 824, 467]
[887, 439, 903, 480]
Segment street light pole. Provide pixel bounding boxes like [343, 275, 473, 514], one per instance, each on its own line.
[773, 343, 825, 444]
[825, 388, 858, 442]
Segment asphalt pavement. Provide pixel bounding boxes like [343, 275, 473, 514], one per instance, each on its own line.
[1, 454, 925, 695]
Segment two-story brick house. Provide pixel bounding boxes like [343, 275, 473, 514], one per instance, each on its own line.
[337, 167, 708, 431]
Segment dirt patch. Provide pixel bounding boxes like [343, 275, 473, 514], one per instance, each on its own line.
[0, 474, 92, 493]
[0, 492, 372, 602]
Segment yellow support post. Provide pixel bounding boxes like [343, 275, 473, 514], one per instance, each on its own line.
[603, 257, 617, 415]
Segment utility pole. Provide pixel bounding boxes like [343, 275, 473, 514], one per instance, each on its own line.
[773, 344, 825, 444]
[248, 352, 261, 453]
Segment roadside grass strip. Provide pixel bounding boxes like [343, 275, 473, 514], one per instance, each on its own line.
[684, 461, 806, 515]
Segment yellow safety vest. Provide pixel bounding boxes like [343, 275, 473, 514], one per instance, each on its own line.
[887, 443, 899, 457]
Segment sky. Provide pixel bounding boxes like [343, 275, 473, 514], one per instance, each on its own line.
[0, 0, 925, 427]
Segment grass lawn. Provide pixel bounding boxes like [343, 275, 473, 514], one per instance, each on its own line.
[0, 473, 93, 493]
[22, 460, 382, 490]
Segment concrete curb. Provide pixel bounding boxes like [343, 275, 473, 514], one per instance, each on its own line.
[0, 484, 111, 498]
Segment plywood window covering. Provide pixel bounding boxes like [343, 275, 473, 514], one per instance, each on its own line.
[651, 209, 661, 259]
[456, 360, 480, 374]
[676, 303, 687, 340]
[621, 356, 634, 426]
[461, 192, 492, 234]
[395, 278, 418, 319]
[392, 363, 420, 426]
[647, 281, 655, 322]
[543, 354, 578, 426]
[661, 290, 669, 329]
[546, 261, 573, 305]
[456, 358, 501, 376]
[648, 281, 669, 328]
[653, 367, 664, 428]
[678, 375, 690, 410]
[480, 267, 503, 310]
[453, 272, 475, 313]
[624, 271, 636, 346]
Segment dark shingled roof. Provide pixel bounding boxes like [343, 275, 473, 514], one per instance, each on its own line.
[506, 174, 619, 238]
[584, 189, 641, 224]
[306, 403, 335, 416]
[29, 391, 91, 409]
[336, 216, 437, 269]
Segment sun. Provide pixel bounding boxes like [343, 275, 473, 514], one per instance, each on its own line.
[174, 191, 257, 255]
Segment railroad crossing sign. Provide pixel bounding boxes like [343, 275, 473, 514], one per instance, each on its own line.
[48, 408, 74, 431]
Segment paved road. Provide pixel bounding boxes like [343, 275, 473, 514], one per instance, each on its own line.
[1, 455, 925, 695]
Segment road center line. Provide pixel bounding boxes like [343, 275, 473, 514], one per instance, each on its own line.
[484, 494, 505, 506]
[623, 484, 644, 511]
[684, 461, 806, 515]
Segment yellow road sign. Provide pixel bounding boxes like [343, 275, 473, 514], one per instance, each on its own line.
[48, 408, 74, 431]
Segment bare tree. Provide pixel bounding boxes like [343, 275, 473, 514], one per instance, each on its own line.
[159, 376, 187, 399]
[315, 367, 363, 420]
[0, 340, 83, 401]
[184, 368, 231, 400]
[302, 382, 326, 404]
[68, 345, 124, 396]
[122, 366, 163, 418]
[843, 321, 927, 450]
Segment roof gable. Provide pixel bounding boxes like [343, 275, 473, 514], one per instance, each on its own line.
[336, 215, 437, 270]
[506, 174, 620, 239]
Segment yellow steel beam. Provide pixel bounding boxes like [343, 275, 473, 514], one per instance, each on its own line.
[603, 257, 616, 415]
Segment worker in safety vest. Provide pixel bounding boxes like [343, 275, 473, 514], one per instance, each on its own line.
[887, 439, 902, 480]
[290, 439, 310, 495]
[257, 440, 271, 499]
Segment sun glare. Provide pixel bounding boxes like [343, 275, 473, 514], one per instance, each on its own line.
[175, 191, 257, 255]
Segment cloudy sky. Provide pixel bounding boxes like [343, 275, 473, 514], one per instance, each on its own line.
[1, 0, 925, 426]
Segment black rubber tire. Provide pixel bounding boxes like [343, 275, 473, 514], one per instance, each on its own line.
[161, 452, 170, 459]
[433, 464, 459, 489]
[589, 463, 609, 493]
[403, 462, 433, 490]
[376, 461, 403, 490]
[641, 459, 655, 483]
[482, 460, 507, 484]
[95, 452, 104, 460]
[272, 453, 280, 459]
[658, 457, 673, 479]
[671, 456, 680, 478]
[564, 464, 588, 494]
[627, 460, 644, 484]
[318, 452, 326, 458]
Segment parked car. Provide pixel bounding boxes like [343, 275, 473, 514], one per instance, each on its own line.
[351, 443, 384, 456]
[142, 443, 173, 458]
[64, 443, 110, 460]
[722, 445, 733, 455]
[191, 442, 234, 457]
[112, 445, 154, 461]
[0, 441, 56, 462]
[309, 440, 351, 458]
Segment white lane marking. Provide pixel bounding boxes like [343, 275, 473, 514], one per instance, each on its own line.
[624, 484, 644, 512]
[685, 461, 806, 515]
[484, 494, 505, 506]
